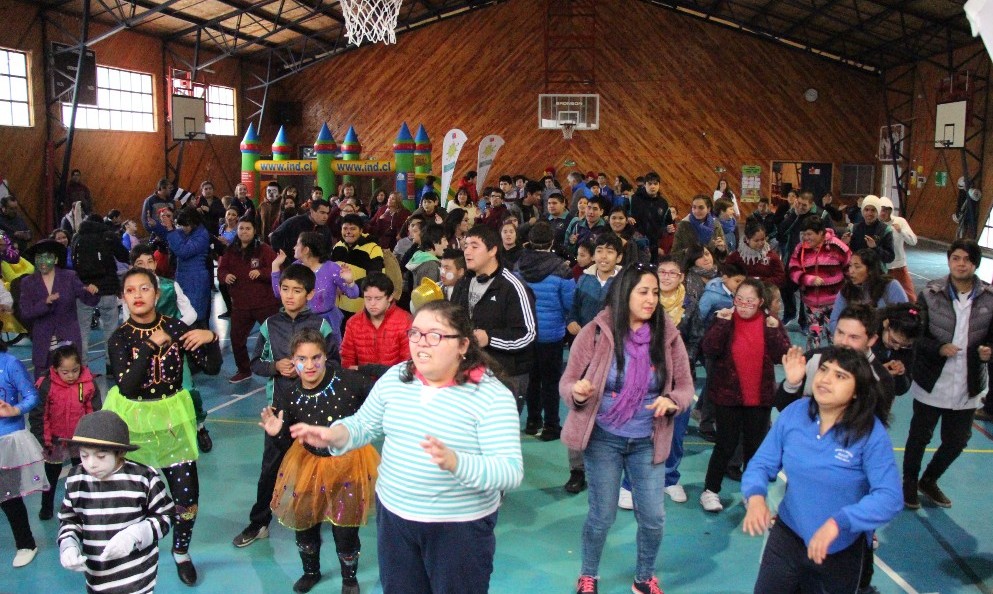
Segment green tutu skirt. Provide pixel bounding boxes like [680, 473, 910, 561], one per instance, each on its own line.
[102, 386, 199, 468]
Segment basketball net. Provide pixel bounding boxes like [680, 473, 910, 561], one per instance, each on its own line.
[339, 0, 404, 46]
[561, 122, 576, 140]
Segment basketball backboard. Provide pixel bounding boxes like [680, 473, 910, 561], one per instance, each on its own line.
[935, 100, 968, 148]
[538, 94, 600, 131]
[171, 95, 206, 141]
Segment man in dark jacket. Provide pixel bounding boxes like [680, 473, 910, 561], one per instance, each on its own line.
[630, 171, 674, 264]
[903, 239, 993, 511]
[842, 195, 895, 265]
[269, 198, 331, 257]
[452, 224, 537, 412]
[72, 215, 129, 369]
[515, 223, 574, 441]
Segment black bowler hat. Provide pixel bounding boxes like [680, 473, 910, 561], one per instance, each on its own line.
[61, 410, 139, 452]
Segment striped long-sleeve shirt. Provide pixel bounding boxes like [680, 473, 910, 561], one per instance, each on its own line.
[333, 364, 524, 522]
[58, 461, 173, 594]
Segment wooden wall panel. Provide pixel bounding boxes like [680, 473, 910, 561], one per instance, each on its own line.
[895, 45, 993, 243]
[0, 1, 244, 237]
[272, 0, 881, 217]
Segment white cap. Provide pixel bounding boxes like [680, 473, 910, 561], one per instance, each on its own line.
[878, 196, 894, 210]
[861, 195, 882, 212]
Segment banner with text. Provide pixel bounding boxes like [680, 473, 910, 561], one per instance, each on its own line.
[439, 129, 468, 208]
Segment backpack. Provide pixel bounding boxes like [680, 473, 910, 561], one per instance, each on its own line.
[71, 233, 112, 283]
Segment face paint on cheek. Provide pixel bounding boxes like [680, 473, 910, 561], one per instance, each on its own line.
[36, 253, 56, 273]
[295, 362, 305, 374]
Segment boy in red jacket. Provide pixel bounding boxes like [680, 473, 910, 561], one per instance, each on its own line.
[340, 272, 412, 378]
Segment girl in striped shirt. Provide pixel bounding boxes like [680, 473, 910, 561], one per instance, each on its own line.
[290, 300, 524, 593]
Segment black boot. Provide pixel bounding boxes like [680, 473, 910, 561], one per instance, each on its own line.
[339, 551, 359, 594]
[295, 545, 322, 593]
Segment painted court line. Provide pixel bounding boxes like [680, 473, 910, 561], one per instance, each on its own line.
[207, 385, 265, 414]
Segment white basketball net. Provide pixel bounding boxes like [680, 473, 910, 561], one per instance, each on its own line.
[339, 0, 404, 46]
[561, 122, 576, 140]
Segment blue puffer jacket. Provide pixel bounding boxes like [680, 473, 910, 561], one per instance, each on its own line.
[515, 250, 575, 343]
[567, 265, 619, 329]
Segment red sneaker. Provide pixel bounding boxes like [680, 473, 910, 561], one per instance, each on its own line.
[632, 576, 664, 594]
[576, 575, 598, 594]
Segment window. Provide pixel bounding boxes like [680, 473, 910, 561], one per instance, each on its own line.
[62, 65, 154, 132]
[0, 48, 31, 127]
[840, 163, 874, 196]
[205, 84, 236, 136]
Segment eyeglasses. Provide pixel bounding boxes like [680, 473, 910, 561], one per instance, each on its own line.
[884, 327, 913, 350]
[734, 296, 760, 305]
[657, 270, 682, 278]
[407, 329, 461, 346]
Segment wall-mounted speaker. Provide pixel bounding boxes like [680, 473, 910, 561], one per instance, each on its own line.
[271, 101, 302, 126]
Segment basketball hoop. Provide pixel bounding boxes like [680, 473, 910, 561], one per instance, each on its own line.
[339, 0, 404, 46]
[561, 122, 576, 140]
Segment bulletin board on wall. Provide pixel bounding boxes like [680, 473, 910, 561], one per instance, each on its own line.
[741, 166, 762, 202]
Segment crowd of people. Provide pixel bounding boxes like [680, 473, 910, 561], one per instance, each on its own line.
[0, 165, 990, 594]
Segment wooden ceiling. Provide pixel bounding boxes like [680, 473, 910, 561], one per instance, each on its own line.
[39, 0, 977, 74]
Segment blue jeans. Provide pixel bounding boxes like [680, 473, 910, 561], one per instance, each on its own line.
[664, 408, 692, 487]
[581, 424, 666, 581]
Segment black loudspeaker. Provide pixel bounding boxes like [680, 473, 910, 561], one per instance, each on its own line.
[271, 101, 302, 126]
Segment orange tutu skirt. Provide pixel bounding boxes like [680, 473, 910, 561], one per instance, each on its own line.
[271, 442, 379, 530]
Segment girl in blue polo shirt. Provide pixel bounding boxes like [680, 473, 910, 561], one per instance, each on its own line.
[742, 347, 902, 593]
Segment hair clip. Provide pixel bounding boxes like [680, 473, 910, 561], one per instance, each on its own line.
[908, 308, 918, 316]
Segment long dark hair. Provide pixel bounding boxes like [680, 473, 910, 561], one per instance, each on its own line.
[400, 300, 500, 385]
[841, 248, 892, 304]
[605, 264, 668, 387]
[444, 209, 468, 242]
[807, 347, 890, 446]
[298, 231, 328, 262]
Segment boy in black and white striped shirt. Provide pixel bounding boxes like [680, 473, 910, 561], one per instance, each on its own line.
[57, 411, 174, 594]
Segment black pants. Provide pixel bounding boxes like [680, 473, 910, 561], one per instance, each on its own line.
[162, 461, 199, 554]
[249, 432, 292, 527]
[754, 520, 864, 594]
[781, 280, 799, 324]
[296, 523, 360, 556]
[42, 458, 81, 511]
[500, 373, 530, 415]
[705, 405, 771, 493]
[525, 340, 564, 429]
[0, 497, 35, 550]
[903, 399, 975, 482]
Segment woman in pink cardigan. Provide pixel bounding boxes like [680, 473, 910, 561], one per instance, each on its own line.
[560, 263, 695, 594]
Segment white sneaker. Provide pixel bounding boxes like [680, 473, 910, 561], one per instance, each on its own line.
[618, 487, 634, 510]
[664, 484, 688, 503]
[12, 548, 36, 568]
[700, 490, 724, 512]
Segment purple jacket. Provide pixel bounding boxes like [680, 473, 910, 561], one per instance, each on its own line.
[560, 308, 695, 464]
[18, 268, 99, 376]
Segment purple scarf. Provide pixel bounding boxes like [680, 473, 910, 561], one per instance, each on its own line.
[601, 323, 654, 428]
[688, 213, 716, 245]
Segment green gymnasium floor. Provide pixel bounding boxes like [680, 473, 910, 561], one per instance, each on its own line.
[1, 243, 991, 593]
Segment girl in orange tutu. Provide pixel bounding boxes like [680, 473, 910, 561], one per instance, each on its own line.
[260, 327, 379, 594]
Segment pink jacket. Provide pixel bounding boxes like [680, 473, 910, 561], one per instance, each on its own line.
[560, 309, 695, 464]
[788, 229, 851, 308]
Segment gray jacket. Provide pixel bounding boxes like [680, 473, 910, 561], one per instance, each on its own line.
[913, 276, 993, 398]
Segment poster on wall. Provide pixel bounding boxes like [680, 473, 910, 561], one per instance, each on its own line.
[741, 166, 762, 202]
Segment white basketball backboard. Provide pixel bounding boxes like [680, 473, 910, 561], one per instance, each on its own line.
[935, 100, 968, 148]
[538, 94, 599, 130]
[171, 95, 206, 141]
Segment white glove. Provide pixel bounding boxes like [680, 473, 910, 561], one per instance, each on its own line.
[98, 522, 153, 562]
[60, 545, 87, 572]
